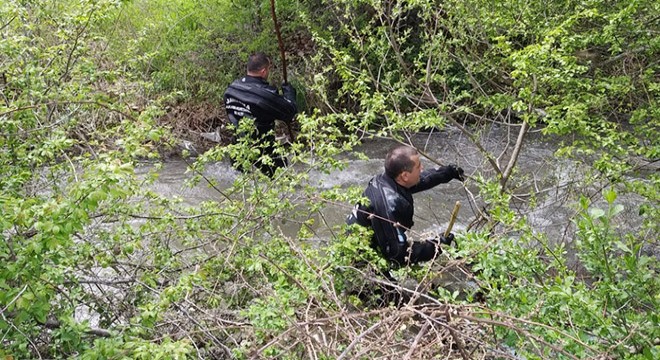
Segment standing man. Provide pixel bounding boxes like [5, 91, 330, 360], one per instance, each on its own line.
[223, 52, 298, 177]
[346, 145, 465, 267]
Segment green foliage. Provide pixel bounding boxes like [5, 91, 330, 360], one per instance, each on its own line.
[97, 0, 228, 99]
[304, 2, 659, 355]
[306, 0, 658, 180]
[572, 190, 659, 355]
[0, 0, 189, 357]
[1, 0, 658, 358]
[465, 186, 659, 358]
[79, 337, 193, 360]
[98, 0, 308, 99]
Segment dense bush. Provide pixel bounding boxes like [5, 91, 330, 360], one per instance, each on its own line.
[1, 0, 657, 358]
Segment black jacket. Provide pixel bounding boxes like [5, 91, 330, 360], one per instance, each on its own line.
[347, 166, 458, 265]
[223, 76, 297, 135]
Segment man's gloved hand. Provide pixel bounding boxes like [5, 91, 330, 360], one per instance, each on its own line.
[448, 164, 465, 181]
[281, 82, 296, 99]
[440, 233, 455, 245]
[430, 233, 455, 246]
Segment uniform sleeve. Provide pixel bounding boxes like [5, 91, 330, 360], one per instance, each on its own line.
[261, 84, 298, 123]
[409, 166, 458, 193]
[281, 83, 297, 104]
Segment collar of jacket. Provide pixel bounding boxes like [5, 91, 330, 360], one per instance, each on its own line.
[377, 173, 408, 194]
[242, 75, 268, 84]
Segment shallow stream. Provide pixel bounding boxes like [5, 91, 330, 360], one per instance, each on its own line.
[139, 126, 648, 251]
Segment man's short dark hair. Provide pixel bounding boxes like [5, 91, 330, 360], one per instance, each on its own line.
[247, 52, 271, 72]
[385, 145, 419, 178]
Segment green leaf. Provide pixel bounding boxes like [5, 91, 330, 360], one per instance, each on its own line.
[604, 188, 617, 203]
[610, 204, 624, 217]
[589, 208, 605, 219]
[614, 241, 631, 254]
[89, 190, 107, 203]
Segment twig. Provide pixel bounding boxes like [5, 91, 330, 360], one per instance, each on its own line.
[457, 314, 583, 360]
[269, 0, 287, 83]
[0, 100, 137, 123]
[336, 320, 383, 360]
[0, 285, 28, 314]
[0, 14, 16, 31]
[403, 321, 429, 360]
[444, 201, 461, 237]
[500, 120, 529, 191]
[1, 311, 43, 359]
[43, 319, 112, 338]
[445, 308, 470, 360]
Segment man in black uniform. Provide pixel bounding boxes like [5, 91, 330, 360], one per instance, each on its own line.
[223, 52, 298, 177]
[346, 145, 464, 267]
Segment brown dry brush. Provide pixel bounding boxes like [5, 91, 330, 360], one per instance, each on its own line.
[149, 282, 605, 359]
[111, 256, 605, 359]
[137, 285, 497, 359]
[67, 224, 612, 360]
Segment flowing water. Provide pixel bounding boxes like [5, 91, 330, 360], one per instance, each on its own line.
[78, 126, 651, 335]
[140, 126, 650, 254]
